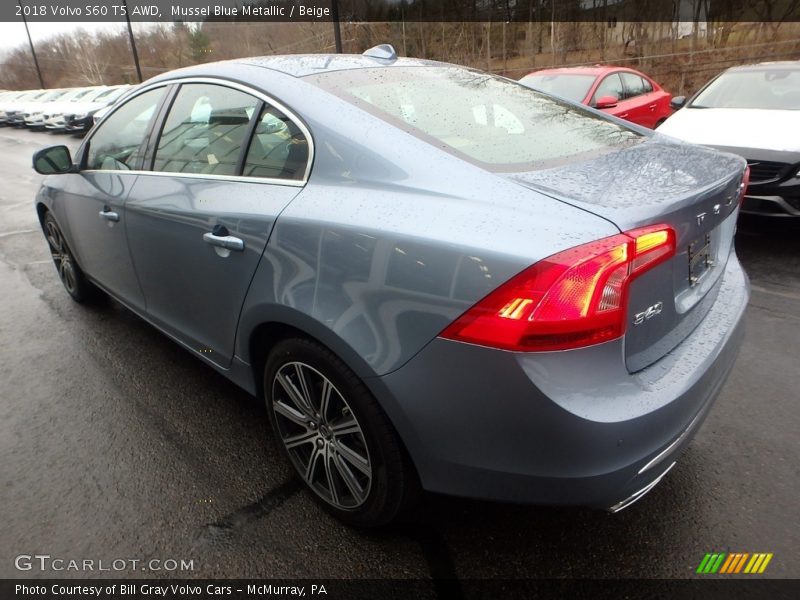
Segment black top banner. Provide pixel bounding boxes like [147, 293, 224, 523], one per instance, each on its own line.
[4, 0, 800, 23]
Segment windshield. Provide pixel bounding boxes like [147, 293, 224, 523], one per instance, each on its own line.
[691, 67, 800, 110]
[70, 88, 98, 101]
[59, 88, 87, 102]
[518, 73, 596, 103]
[308, 67, 640, 171]
[104, 87, 130, 102]
[93, 87, 126, 102]
[40, 91, 64, 102]
[80, 87, 113, 102]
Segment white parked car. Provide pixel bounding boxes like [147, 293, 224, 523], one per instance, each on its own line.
[22, 89, 68, 128]
[659, 61, 800, 217]
[42, 86, 105, 131]
[63, 85, 132, 134]
[0, 91, 27, 124]
[3, 90, 47, 126]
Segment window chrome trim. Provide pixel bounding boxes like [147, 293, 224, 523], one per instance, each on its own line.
[79, 169, 305, 188]
[82, 76, 315, 186]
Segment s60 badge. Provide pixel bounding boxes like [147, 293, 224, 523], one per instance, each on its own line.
[633, 301, 664, 325]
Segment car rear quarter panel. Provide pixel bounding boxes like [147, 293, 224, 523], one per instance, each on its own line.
[378, 254, 748, 504]
[233, 73, 620, 377]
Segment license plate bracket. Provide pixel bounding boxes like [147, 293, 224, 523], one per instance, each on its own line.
[688, 233, 713, 286]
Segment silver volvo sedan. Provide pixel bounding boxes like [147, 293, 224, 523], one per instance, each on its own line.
[32, 46, 750, 527]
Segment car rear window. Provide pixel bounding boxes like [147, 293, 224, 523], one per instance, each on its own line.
[307, 67, 641, 172]
[518, 73, 596, 103]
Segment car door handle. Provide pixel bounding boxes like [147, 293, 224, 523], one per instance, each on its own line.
[203, 232, 244, 252]
[98, 208, 120, 222]
[649, 103, 657, 110]
[619, 113, 629, 118]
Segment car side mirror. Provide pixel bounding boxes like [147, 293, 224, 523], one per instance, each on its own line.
[594, 95, 619, 109]
[33, 145, 75, 175]
[670, 96, 686, 110]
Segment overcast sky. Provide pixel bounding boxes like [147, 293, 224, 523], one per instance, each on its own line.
[0, 22, 133, 55]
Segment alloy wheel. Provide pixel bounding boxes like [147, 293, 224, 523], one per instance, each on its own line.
[45, 219, 77, 295]
[271, 361, 372, 510]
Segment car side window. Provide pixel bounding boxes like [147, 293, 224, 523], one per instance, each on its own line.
[620, 72, 647, 99]
[154, 84, 259, 176]
[242, 104, 309, 181]
[85, 88, 165, 171]
[592, 73, 624, 104]
[641, 77, 653, 93]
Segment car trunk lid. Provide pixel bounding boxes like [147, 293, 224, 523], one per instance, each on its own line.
[504, 138, 747, 372]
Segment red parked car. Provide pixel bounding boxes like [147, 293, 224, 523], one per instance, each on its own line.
[519, 65, 673, 129]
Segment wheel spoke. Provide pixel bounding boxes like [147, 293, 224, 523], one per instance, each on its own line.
[46, 223, 63, 253]
[273, 399, 310, 428]
[333, 452, 365, 502]
[330, 415, 360, 437]
[324, 450, 340, 505]
[63, 265, 75, 290]
[276, 370, 314, 417]
[47, 235, 61, 254]
[334, 440, 370, 476]
[283, 429, 316, 449]
[319, 379, 333, 423]
[293, 363, 315, 413]
[305, 446, 322, 481]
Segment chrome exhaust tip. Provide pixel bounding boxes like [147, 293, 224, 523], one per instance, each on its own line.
[608, 461, 676, 514]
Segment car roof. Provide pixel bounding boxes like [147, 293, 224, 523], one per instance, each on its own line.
[525, 65, 618, 77]
[524, 65, 653, 78]
[154, 53, 450, 80]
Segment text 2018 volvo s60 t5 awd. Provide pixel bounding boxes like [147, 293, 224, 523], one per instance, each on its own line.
[32, 46, 749, 526]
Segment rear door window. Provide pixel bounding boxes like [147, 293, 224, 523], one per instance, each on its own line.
[593, 73, 625, 104]
[153, 83, 259, 176]
[620, 72, 648, 99]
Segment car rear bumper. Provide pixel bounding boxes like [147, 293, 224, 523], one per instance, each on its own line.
[374, 253, 749, 509]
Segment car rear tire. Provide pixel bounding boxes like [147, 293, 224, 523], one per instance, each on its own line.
[43, 212, 104, 304]
[264, 337, 418, 527]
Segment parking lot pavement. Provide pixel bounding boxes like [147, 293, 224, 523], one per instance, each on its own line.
[0, 127, 798, 581]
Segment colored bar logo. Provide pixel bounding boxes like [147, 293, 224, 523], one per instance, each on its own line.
[697, 552, 773, 574]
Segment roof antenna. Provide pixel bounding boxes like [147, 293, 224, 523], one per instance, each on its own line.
[362, 44, 397, 61]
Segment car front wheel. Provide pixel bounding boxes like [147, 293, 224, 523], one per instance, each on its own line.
[43, 212, 103, 303]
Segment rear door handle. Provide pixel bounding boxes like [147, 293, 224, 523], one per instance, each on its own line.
[203, 232, 244, 252]
[619, 113, 629, 118]
[98, 208, 119, 222]
[649, 103, 657, 110]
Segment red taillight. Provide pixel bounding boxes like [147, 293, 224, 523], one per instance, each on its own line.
[440, 225, 676, 352]
[738, 166, 750, 207]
